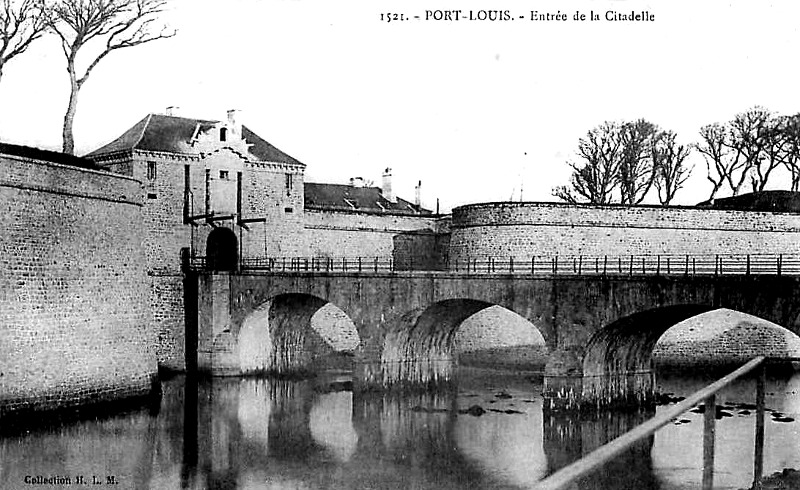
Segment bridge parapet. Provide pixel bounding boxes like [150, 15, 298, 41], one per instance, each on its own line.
[186, 253, 800, 276]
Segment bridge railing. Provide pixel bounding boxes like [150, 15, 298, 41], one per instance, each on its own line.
[185, 253, 800, 275]
[536, 356, 770, 490]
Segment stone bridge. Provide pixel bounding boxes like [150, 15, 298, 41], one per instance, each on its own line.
[187, 270, 800, 411]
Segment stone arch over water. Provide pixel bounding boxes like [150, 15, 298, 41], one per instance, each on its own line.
[238, 294, 360, 376]
[653, 308, 800, 370]
[579, 306, 800, 408]
[381, 299, 548, 389]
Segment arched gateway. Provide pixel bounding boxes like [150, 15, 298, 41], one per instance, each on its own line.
[206, 227, 238, 271]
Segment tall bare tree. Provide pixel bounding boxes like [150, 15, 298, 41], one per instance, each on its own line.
[782, 114, 800, 191]
[695, 122, 740, 200]
[751, 112, 790, 192]
[617, 119, 660, 205]
[552, 121, 622, 204]
[728, 106, 771, 194]
[49, 0, 175, 154]
[652, 131, 692, 205]
[0, 0, 48, 84]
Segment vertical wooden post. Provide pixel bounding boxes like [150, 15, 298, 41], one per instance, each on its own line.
[753, 364, 766, 488]
[702, 394, 716, 490]
[747, 255, 751, 275]
[510, 256, 514, 273]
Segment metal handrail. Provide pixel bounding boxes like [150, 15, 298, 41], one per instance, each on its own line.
[186, 253, 800, 276]
[535, 356, 768, 490]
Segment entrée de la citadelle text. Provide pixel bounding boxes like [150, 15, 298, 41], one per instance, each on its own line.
[380, 10, 655, 23]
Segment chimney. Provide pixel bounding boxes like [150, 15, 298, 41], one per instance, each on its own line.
[382, 168, 395, 203]
[415, 180, 421, 207]
[226, 109, 241, 135]
[165, 106, 179, 116]
[349, 177, 365, 188]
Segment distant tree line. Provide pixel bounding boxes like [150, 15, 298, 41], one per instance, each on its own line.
[0, 0, 174, 154]
[552, 119, 691, 205]
[697, 107, 800, 199]
[553, 106, 800, 205]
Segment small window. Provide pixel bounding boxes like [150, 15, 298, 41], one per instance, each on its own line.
[284, 207, 293, 213]
[219, 170, 229, 180]
[285, 173, 293, 196]
[220, 127, 227, 142]
[147, 161, 157, 180]
[147, 193, 157, 199]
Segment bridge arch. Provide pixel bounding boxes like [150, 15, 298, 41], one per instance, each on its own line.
[381, 299, 549, 388]
[578, 306, 800, 409]
[238, 294, 360, 376]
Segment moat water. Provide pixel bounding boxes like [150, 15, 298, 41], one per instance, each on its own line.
[2, 367, 799, 490]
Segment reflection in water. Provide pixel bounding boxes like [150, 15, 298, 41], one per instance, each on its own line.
[2, 369, 800, 489]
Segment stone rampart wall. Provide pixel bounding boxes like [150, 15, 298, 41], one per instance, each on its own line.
[450, 202, 800, 261]
[0, 154, 156, 415]
[304, 210, 442, 264]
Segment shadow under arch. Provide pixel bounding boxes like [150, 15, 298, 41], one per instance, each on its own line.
[238, 294, 360, 376]
[578, 305, 800, 410]
[380, 299, 549, 389]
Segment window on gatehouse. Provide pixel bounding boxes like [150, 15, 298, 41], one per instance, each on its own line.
[147, 161, 157, 180]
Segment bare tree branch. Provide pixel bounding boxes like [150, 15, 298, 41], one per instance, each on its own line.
[617, 119, 660, 205]
[0, 0, 48, 83]
[781, 114, 800, 191]
[49, 0, 176, 153]
[552, 121, 622, 204]
[653, 131, 692, 205]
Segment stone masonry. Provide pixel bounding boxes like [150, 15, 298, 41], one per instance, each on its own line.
[0, 150, 156, 416]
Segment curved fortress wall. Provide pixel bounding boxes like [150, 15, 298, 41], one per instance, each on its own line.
[0, 152, 156, 415]
[449, 202, 800, 260]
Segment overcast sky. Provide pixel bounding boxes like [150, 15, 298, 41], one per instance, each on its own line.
[1, 0, 799, 211]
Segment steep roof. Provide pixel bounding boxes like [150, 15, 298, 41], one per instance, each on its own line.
[697, 191, 800, 213]
[304, 182, 431, 215]
[86, 113, 302, 165]
[0, 142, 101, 170]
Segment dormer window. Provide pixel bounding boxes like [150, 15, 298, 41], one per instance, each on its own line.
[219, 170, 229, 180]
[220, 127, 228, 142]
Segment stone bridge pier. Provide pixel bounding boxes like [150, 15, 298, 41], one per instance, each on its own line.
[188, 271, 800, 412]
